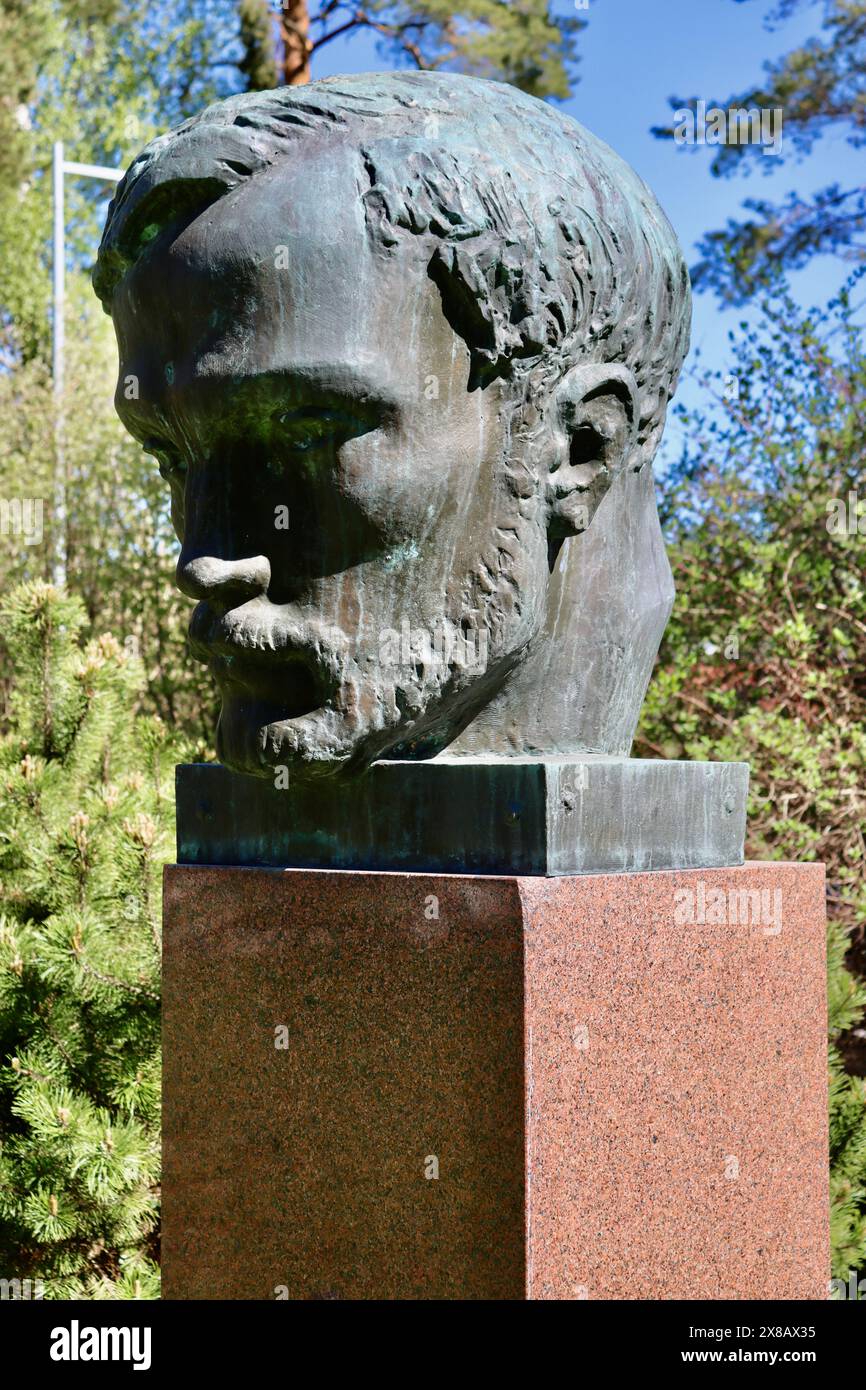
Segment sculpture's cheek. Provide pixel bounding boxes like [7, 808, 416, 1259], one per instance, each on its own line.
[168, 479, 185, 544]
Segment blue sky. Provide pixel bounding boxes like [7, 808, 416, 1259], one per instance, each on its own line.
[308, 0, 857, 463]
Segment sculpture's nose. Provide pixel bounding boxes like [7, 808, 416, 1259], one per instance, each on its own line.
[176, 554, 271, 606]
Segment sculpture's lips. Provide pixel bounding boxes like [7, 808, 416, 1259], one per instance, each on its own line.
[188, 600, 311, 659]
[209, 650, 331, 721]
[187, 603, 337, 719]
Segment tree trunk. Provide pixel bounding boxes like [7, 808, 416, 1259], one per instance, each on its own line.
[279, 0, 313, 86]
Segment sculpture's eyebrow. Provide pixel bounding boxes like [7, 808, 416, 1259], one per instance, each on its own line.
[209, 364, 410, 415]
[118, 363, 410, 452]
[94, 175, 231, 305]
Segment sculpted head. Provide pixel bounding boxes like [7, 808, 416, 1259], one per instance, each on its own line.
[94, 71, 691, 780]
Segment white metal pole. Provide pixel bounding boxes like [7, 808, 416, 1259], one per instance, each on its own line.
[52, 140, 66, 589]
[50, 147, 121, 590]
[63, 160, 125, 181]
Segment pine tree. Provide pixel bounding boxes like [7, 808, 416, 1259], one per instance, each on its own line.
[234, 0, 583, 98]
[828, 919, 866, 1289]
[0, 582, 179, 1299]
[238, 0, 278, 90]
[652, 0, 866, 304]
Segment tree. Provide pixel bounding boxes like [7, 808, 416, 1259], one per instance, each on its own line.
[238, 0, 583, 97]
[0, 0, 55, 207]
[639, 275, 866, 1284]
[652, 0, 866, 304]
[0, 280, 218, 739]
[0, 2, 229, 737]
[0, 583, 185, 1297]
[0, 0, 232, 365]
[239, 0, 279, 87]
[829, 921, 866, 1285]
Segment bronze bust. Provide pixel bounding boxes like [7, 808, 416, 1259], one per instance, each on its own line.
[95, 71, 691, 784]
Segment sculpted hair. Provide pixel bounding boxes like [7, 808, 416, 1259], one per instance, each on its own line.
[94, 70, 691, 463]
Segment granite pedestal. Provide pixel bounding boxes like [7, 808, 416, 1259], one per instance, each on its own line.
[162, 858, 828, 1300]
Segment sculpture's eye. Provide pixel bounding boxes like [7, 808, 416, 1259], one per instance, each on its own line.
[142, 436, 188, 483]
[274, 407, 372, 455]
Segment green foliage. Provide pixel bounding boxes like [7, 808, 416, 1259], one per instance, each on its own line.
[354, 0, 584, 98]
[239, 0, 278, 89]
[0, 283, 217, 737]
[828, 929, 866, 1287]
[0, 582, 182, 1298]
[0, 0, 54, 201]
[653, 0, 866, 302]
[641, 276, 866, 1286]
[242, 0, 583, 98]
[0, 0, 230, 363]
[829, 1047, 866, 1285]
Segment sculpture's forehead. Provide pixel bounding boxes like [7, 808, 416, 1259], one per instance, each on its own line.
[114, 141, 448, 391]
[201, 139, 370, 254]
[130, 141, 383, 308]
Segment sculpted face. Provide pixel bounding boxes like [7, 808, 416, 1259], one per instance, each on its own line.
[111, 141, 630, 779]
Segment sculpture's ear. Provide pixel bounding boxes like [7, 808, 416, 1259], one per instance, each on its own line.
[546, 363, 640, 537]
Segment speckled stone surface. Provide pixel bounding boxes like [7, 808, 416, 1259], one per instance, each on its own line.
[162, 862, 827, 1300]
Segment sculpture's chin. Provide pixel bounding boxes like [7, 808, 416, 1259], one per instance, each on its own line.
[215, 697, 365, 783]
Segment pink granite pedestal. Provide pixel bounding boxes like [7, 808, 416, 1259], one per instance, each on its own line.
[162, 862, 828, 1300]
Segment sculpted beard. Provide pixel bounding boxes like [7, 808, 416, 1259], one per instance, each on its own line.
[192, 505, 538, 780]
